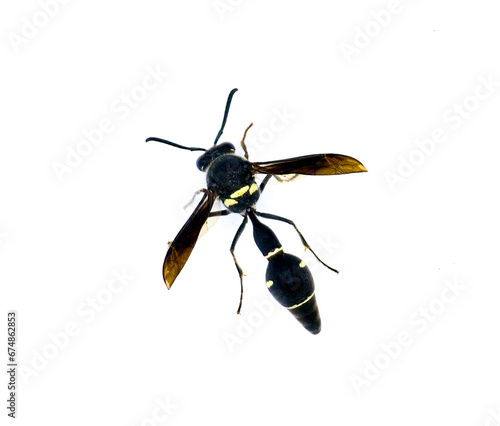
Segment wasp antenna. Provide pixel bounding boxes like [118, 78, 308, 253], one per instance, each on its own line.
[213, 88, 238, 146]
[146, 137, 206, 152]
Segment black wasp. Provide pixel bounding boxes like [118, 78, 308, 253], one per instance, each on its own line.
[146, 89, 366, 334]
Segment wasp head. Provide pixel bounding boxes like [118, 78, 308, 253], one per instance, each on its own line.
[196, 142, 235, 171]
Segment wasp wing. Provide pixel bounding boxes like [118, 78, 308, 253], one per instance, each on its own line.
[251, 154, 367, 176]
[163, 190, 216, 289]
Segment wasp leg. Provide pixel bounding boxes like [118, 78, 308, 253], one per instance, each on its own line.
[183, 189, 207, 210]
[259, 174, 299, 195]
[208, 210, 231, 218]
[230, 214, 249, 314]
[259, 175, 272, 194]
[274, 174, 300, 183]
[254, 211, 339, 274]
[240, 123, 253, 160]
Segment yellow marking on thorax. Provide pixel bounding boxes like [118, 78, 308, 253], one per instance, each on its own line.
[230, 185, 249, 198]
[249, 183, 258, 195]
[266, 280, 274, 288]
[287, 292, 315, 310]
[224, 199, 238, 207]
[299, 260, 306, 268]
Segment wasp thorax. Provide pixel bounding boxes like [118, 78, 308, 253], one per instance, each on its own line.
[205, 155, 259, 213]
[196, 142, 235, 171]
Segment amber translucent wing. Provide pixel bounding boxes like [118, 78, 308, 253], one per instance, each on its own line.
[251, 154, 367, 176]
[163, 190, 216, 289]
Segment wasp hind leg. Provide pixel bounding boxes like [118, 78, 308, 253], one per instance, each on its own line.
[254, 211, 339, 274]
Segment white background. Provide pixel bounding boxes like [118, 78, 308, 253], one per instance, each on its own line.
[2, 1, 500, 425]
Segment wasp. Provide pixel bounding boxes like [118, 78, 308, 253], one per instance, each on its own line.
[146, 89, 366, 334]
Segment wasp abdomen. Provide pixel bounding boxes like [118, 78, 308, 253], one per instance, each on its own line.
[266, 253, 321, 334]
[249, 209, 321, 334]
